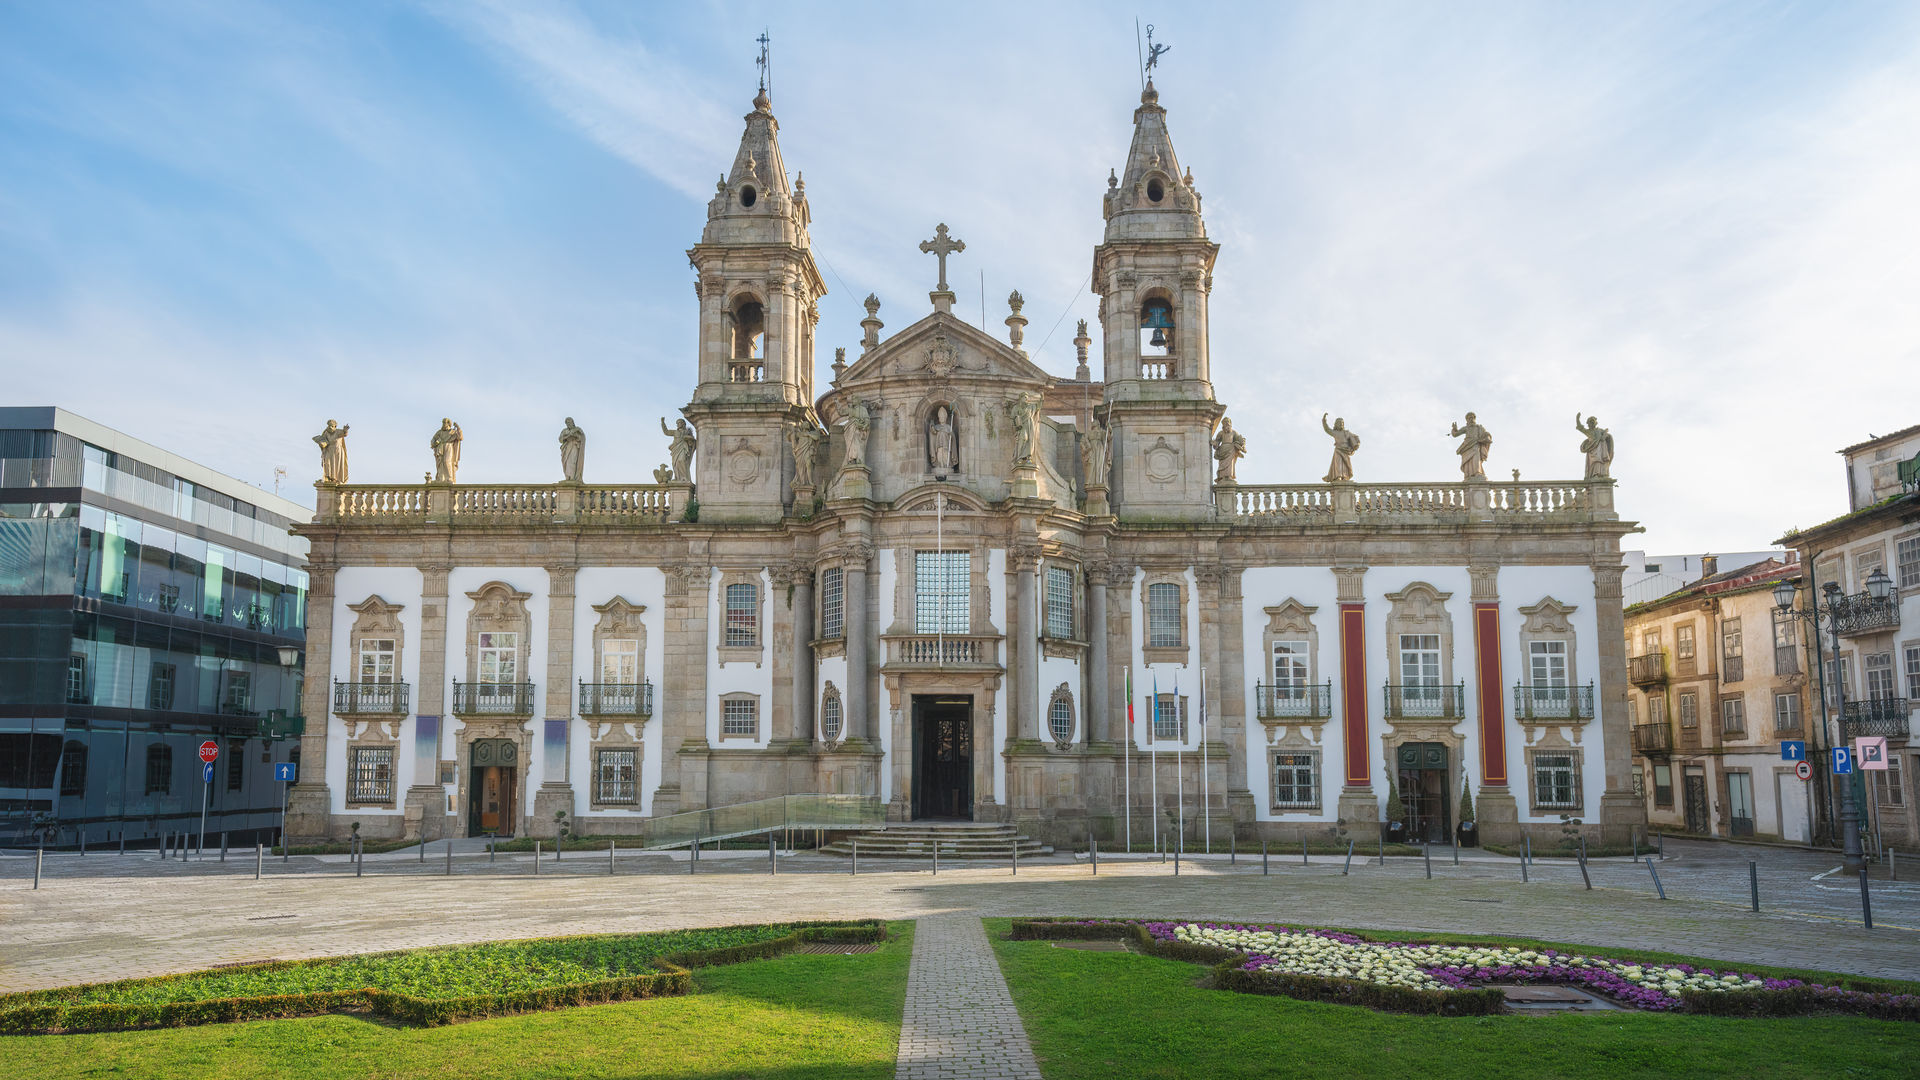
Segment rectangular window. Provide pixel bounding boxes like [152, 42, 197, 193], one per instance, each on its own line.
[1772, 610, 1799, 675]
[1856, 548, 1885, 586]
[595, 748, 637, 805]
[1774, 692, 1802, 733]
[819, 566, 844, 640]
[348, 746, 393, 804]
[1631, 764, 1645, 800]
[1652, 763, 1673, 808]
[222, 670, 252, 715]
[148, 663, 176, 710]
[358, 639, 396, 683]
[1272, 752, 1319, 810]
[226, 739, 245, 791]
[1675, 624, 1695, 660]
[1146, 582, 1182, 647]
[144, 744, 172, 795]
[66, 654, 88, 705]
[1865, 652, 1895, 700]
[1882, 755, 1905, 807]
[1628, 697, 1640, 726]
[1678, 691, 1696, 728]
[725, 582, 759, 647]
[1528, 640, 1568, 687]
[1044, 565, 1074, 639]
[478, 631, 518, 683]
[1399, 634, 1441, 686]
[914, 551, 969, 635]
[1722, 618, 1744, 682]
[1271, 641, 1309, 692]
[1151, 693, 1188, 742]
[1898, 535, 1920, 590]
[1720, 697, 1746, 736]
[60, 741, 87, 797]
[601, 639, 639, 684]
[1533, 752, 1580, 810]
[1642, 628, 1663, 654]
[1648, 695, 1667, 728]
[1906, 644, 1920, 701]
[1825, 657, 1852, 709]
[721, 698, 758, 738]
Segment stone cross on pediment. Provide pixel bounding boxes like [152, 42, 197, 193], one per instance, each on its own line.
[919, 223, 965, 292]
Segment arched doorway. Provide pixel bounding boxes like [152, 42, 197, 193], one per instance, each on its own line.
[468, 738, 518, 837]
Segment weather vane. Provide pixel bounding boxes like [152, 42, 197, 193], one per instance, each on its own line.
[1144, 24, 1170, 79]
[756, 30, 771, 95]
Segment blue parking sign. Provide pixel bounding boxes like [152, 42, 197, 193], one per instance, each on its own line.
[274, 763, 297, 782]
[1832, 747, 1854, 775]
[1780, 740, 1806, 762]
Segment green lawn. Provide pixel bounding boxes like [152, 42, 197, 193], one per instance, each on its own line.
[988, 919, 1915, 1079]
[3, 922, 913, 1080]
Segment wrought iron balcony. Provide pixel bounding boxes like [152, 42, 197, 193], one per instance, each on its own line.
[1830, 591, 1900, 636]
[1255, 681, 1334, 720]
[450, 681, 536, 716]
[1382, 682, 1467, 720]
[1840, 697, 1910, 740]
[1628, 651, 1668, 686]
[1512, 682, 1596, 721]
[333, 680, 410, 715]
[579, 680, 654, 718]
[1632, 723, 1673, 755]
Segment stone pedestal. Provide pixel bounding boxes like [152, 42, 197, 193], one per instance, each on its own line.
[1474, 785, 1520, 845]
[834, 464, 872, 502]
[1330, 480, 1358, 524]
[1212, 481, 1237, 518]
[1597, 789, 1643, 845]
[285, 785, 333, 844]
[1336, 785, 1380, 835]
[666, 481, 693, 520]
[403, 785, 447, 842]
[1085, 482, 1111, 518]
[1010, 460, 1040, 500]
[791, 482, 816, 518]
[531, 783, 574, 838]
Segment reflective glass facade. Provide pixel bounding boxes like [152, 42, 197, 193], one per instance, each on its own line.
[0, 413, 308, 849]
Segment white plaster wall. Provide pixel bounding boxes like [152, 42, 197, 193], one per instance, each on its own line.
[875, 548, 895, 803]
[1497, 565, 1605, 823]
[705, 568, 775, 749]
[446, 568, 550, 824]
[1239, 566, 1342, 822]
[1128, 566, 1203, 751]
[1357, 566, 1476, 821]
[988, 548, 1008, 804]
[571, 567, 667, 818]
[327, 567, 425, 817]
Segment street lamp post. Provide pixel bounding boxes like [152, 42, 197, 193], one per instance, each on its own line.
[1776, 567, 1892, 876]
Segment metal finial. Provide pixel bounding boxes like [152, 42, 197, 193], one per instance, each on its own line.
[756, 30, 771, 95]
[1144, 25, 1170, 77]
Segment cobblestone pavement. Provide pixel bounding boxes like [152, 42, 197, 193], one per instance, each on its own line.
[2, 839, 1915, 993]
[895, 913, 1041, 1080]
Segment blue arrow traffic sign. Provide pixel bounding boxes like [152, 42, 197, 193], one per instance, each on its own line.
[1832, 746, 1854, 775]
[202, 761, 216, 783]
[1780, 740, 1806, 762]
[275, 762, 297, 782]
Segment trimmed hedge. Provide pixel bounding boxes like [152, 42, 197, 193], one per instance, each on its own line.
[1, 920, 885, 1035]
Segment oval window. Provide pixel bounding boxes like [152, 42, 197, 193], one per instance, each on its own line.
[740, 185, 758, 208]
[1146, 178, 1165, 203]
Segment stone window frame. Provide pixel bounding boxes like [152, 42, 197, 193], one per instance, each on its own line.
[1651, 761, 1674, 808]
[346, 742, 396, 808]
[887, 543, 993, 637]
[819, 681, 844, 744]
[1720, 695, 1747, 737]
[1896, 531, 1920, 590]
[1678, 689, 1698, 728]
[1674, 620, 1696, 676]
[716, 571, 766, 667]
[1141, 570, 1190, 666]
[590, 596, 648, 686]
[1046, 682, 1076, 749]
[1527, 746, 1583, 813]
[1383, 583, 1455, 689]
[718, 692, 760, 741]
[1042, 562, 1077, 641]
[463, 582, 532, 686]
[591, 746, 639, 808]
[818, 565, 845, 643]
[1150, 693, 1188, 743]
[347, 595, 405, 686]
[1853, 543, 1886, 589]
[1517, 596, 1582, 727]
[1269, 747, 1322, 812]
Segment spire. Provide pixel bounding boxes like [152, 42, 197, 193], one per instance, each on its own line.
[1102, 79, 1206, 242]
[702, 87, 805, 245]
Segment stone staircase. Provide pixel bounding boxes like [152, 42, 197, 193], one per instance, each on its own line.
[819, 822, 1052, 859]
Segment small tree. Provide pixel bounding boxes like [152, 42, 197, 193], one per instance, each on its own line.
[1383, 767, 1404, 830]
[1458, 779, 1476, 828]
[555, 809, 573, 853]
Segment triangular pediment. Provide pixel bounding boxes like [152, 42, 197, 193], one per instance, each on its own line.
[836, 311, 1056, 391]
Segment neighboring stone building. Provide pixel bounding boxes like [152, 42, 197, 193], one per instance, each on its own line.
[1778, 425, 1920, 849]
[1621, 549, 1782, 608]
[288, 81, 1640, 848]
[1622, 557, 1815, 841]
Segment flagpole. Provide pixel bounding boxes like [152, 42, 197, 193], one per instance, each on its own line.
[1124, 665, 1133, 854]
[1202, 666, 1211, 854]
[1175, 672, 1184, 859]
[1151, 672, 1160, 854]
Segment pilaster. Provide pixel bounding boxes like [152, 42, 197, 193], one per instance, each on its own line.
[530, 565, 577, 837]
[286, 563, 336, 841]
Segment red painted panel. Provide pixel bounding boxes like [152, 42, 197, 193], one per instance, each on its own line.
[1473, 603, 1508, 785]
[1340, 604, 1369, 786]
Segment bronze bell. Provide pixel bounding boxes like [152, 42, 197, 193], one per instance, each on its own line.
[1149, 326, 1167, 348]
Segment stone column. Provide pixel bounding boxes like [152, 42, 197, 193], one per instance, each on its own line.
[1087, 563, 1110, 743]
[285, 564, 336, 841]
[1012, 543, 1042, 743]
[1592, 561, 1642, 843]
[414, 565, 452, 836]
[1331, 566, 1379, 831]
[1210, 564, 1254, 832]
[790, 565, 814, 742]
[1468, 564, 1518, 843]
[532, 565, 577, 837]
[845, 550, 873, 742]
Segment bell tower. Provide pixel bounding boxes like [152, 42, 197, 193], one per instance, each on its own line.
[683, 81, 827, 522]
[1091, 77, 1222, 520]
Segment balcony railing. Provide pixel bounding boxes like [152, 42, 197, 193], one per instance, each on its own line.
[451, 681, 536, 716]
[579, 681, 654, 718]
[333, 680, 410, 715]
[1512, 682, 1596, 721]
[1255, 681, 1334, 720]
[1229, 479, 1614, 526]
[321, 483, 672, 524]
[1840, 697, 1911, 740]
[1141, 359, 1177, 380]
[1632, 723, 1673, 754]
[1831, 591, 1901, 636]
[728, 360, 765, 383]
[1382, 682, 1467, 719]
[1629, 651, 1668, 686]
[882, 634, 1002, 669]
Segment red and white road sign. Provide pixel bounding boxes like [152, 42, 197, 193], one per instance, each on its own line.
[1795, 760, 1813, 781]
[199, 740, 220, 763]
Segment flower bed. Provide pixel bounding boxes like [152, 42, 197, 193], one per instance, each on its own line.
[1009, 919, 1919, 1021]
[0, 920, 887, 1035]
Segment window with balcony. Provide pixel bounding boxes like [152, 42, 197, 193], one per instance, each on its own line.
[1272, 752, 1319, 810]
[819, 566, 844, 640]
[725, 583, 759, 647]
[595, 748, 637, 805]
[1272, 641, 1309, 693]
[1898, 535, 1920, 590]
[1044, 565, 1074, 639]
[601, 639, 639, 684]
[358, 639, 396, 683]
[914, 551, 969, 634]
[1867, 652, 1896, 700]
[479, 632, 518, 683]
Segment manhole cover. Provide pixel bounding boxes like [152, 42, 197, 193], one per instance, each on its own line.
[796, 942, 877, 955]
[1052, 941, 1129, 952]
[1492, 984, 1622, 1011]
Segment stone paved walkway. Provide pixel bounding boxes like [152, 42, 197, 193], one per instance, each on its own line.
[895, 914, 1041, 1080]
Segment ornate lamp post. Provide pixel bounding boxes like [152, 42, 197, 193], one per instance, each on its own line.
[1775, 568, 1892, 875]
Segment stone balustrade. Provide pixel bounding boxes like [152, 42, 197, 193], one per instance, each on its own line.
[1228, 479, 1615, 526]
[882, 633, 1003, 670]
[314, 483, 677, 525]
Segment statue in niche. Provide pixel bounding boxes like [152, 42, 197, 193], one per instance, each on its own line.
[929, 405, 958, 474]
[660, 417, 696, 482]
[559, 417, 585, 482]
[788, 424, 821, 489]
[430, 418, 462, 483]
[842, 401, 872, 466]
[1080, 412, 1111, 488]
[1009, 393, 1041, 465]
[1321, 414, 1360, 483]
[1575, 413, 1614, 479]
[1212, 416, 1247, 483]
[313, 419, 349, 485]
[1449, 412, 1492, 480]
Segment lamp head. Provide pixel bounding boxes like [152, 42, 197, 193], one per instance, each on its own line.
[1866, 567, 1893, 602]
[1772, 579, 1797, 612]
[276, 645, 301, 668]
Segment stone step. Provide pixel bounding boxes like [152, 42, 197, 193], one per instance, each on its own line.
[818, 824, 1052, 857]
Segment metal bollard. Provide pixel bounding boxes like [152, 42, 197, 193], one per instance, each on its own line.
[1859, 869, 1874, 929]
[1303, 836, 1309, 867]
[1576, 845, 1592, 890]
[1647, 861, 1665, 899]
[1162, 832, 1168, 864]
[1262, 840, 1268, 876]
[1012, 837, 1018, 876]
[1091, 837, 1098, 876]
[1521, 851, 1529, 883]
[221, 832, 227, 863]
[687, 838, 694, 876]
[1452, 837, 1459, 866]
[1174, 839, 1180, 876]
[536, 841, 542, 874]
[1378, 833, 1384, 867]
[34, 847, 42, 890]
[1231, 836, 1236, 865]
[256, 841, 263, 880]
[1749, 860, 1759, 912]
[1525, 834, 1533, 866]
[1343, 839, 1354, 875]
[1657, 832, 1664, 860]
[1890, 849, 1898, 881]
[489, 838, 496, 863]
[420, 838, 426, 863]
[79, 832, 86, 857]
[932, 839, 938, 877]
[610, 839, 616, 876]
[769, 833, 777, 875]
[851, 837, 858, 876]
[1424, 842, 1432, 879]
[119, 830, 126, 855]
[446, 839, 452, 876]
[355, 837, 363, 878]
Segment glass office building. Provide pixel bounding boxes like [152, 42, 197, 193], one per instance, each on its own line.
[0, 407, 309, 849]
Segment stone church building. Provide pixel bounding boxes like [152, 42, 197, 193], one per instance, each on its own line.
[288, 80, 1640, 848]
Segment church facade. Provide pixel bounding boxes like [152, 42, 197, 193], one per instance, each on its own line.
[287, 82, 1641, 848]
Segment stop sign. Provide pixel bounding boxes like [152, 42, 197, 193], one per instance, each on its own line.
[199, 740, 220, 763]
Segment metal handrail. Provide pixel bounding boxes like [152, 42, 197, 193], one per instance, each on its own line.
[1381, 682, 1467, 718]
[450, 681, 536, 716]
[333, 680, 410, 715]
[1512, 682, 1596, 720]
[1254, 681, 1333, 719]
[579, 681, 655, 717]
[639, 794, 885, 849]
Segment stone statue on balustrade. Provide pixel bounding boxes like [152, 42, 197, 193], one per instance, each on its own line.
[653, 463, 674, 484]
[1080, 412, 1111, 489]
[430, 418, 462, 483]
[1009, 393, 1041, 465]
[841, 401, 872, 467]
[788, 423, 822, 489]
[1448, 412, 1492, 480]
[1321, 414, 1359, 483]
[1575, 413, 1613, 480]
[559, 417, 585, 483]
[928, 405, 957, 475]
[660, 417, 696, 482]
[313, 420, 349, 485]
[1212, 415, 1247, 483]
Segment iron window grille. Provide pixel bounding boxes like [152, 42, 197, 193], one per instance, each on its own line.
[348, 746, 393, 804]
[819, 566, 844, 640]
[1146, 583, 1182, 647]
[226, 740, 244, 791]
[820, 685, 844, 742]
[1532, 752, 1580, 810]
[722, 698, 758, 738]
[1272, 752, 1319, 810]
[595, 749, 637, 805]
[144, 744, 171, 795]
[1048, 691, 1074, 743]
[1044, 565, 1075, 639]
[1150, 693, 1188, 742]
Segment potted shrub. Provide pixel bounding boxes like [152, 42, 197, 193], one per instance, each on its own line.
[1382, 767, 1405, 843]
[1456, 780, 1477, 848]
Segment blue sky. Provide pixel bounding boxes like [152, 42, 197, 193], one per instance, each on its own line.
[3, 1, 1917, 553]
